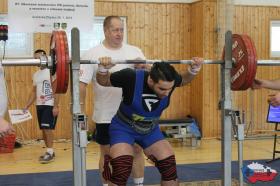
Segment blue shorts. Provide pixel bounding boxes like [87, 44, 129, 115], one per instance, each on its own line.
[36, 105, 57, 130]
[109, 116, 164, 149]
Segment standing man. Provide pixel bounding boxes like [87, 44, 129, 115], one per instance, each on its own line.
[253, 78, 280, 106]
[24, 49, 59, 163]
[0, 64, 14, 138]
[79, 16, 145, 186]
[97, 59, 203, 186]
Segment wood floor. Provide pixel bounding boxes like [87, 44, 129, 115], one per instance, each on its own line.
[0, 138, 276, 175]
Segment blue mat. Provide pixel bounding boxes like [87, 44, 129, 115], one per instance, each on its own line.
[0, 160, 279, 186]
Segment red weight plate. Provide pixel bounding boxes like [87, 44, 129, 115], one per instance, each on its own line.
[231, 34, 257, 90]
[234, 35, 254, 90]
[242, 35, 257, 90]
[56, 32, 63, 93]
[62, 31, 69, 92]
[238, 34, 257, 90]
[49, 31, 69, 93]
[50, 31, 60, 93]
[58, 31, 69, 93]
[57, 32, 66, 93]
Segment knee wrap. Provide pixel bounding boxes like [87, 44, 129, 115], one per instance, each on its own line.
[110, 155, 133, 186]
[148, 155, 177, 181]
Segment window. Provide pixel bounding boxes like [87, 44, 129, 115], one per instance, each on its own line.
[67, 16, 127, 56]
[0, 15, 33, 58]
[270, 21, 280, 58]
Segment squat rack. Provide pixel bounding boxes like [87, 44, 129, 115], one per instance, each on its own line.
[1, 28, 280, 186]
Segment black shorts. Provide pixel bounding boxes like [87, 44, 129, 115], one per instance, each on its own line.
[95, 123, 110, 145]
[36, 105, 57, 130]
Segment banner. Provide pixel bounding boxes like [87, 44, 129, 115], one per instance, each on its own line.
[8, 0, 93, 33]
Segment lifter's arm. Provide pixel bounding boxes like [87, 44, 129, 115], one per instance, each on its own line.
[96, 57, 114, 87]
[180, 57, 203, 86]
[24, 86, 36, 109]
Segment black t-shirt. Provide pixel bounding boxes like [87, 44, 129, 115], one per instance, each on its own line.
[110, 68, 182, 112]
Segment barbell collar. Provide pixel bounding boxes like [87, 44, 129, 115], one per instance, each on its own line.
[39, 55, 48, 68]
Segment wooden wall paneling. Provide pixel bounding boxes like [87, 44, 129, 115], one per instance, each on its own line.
[131, 3, 140, 49]
[182, 5, 190, 59]
[0, 0, 3, 13]
[258, 7, 270, 131]
[139, 3, 146, 53]
[112, 2, 121, 15]
[129, 2, 137, 47]
[268, 6, 275, 58]
[1, 0, 7, 13]
[177, 4, 191, 119]
[165, 3, 171, 60]
[201, 1, 219, 137]
[4, 0, 7, 13]
[180, 5, 191, 117]
[256, 7, 270, 131]
[173, 4, 180, 59]
[95, 2, 113, 16]
[125, 3, 136, 45]
[144, 3, 153, 58]
[155, 3, 162, 59]
[209, 2, 219, 137]
[202, 3, 211, 137]
[189, 1, 204, 133]
[153, 3, 159, 58]
[161, 4, 167, 60]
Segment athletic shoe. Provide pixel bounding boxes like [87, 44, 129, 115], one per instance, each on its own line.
[39, 152, 55, 164]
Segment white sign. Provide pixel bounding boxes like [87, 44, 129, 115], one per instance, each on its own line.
[8, 109, 32, 124]
[8, 0, 93, 33]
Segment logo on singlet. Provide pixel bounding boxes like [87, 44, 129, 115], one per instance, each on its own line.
[142, 94, 159, 112]
[41, 80, 53, 102]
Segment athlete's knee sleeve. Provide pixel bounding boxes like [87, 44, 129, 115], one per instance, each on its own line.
[110, 155, 133, 186]
[148, 155, 177, 181]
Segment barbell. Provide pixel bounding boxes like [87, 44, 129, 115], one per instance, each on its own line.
[0, 30, 277, 93]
